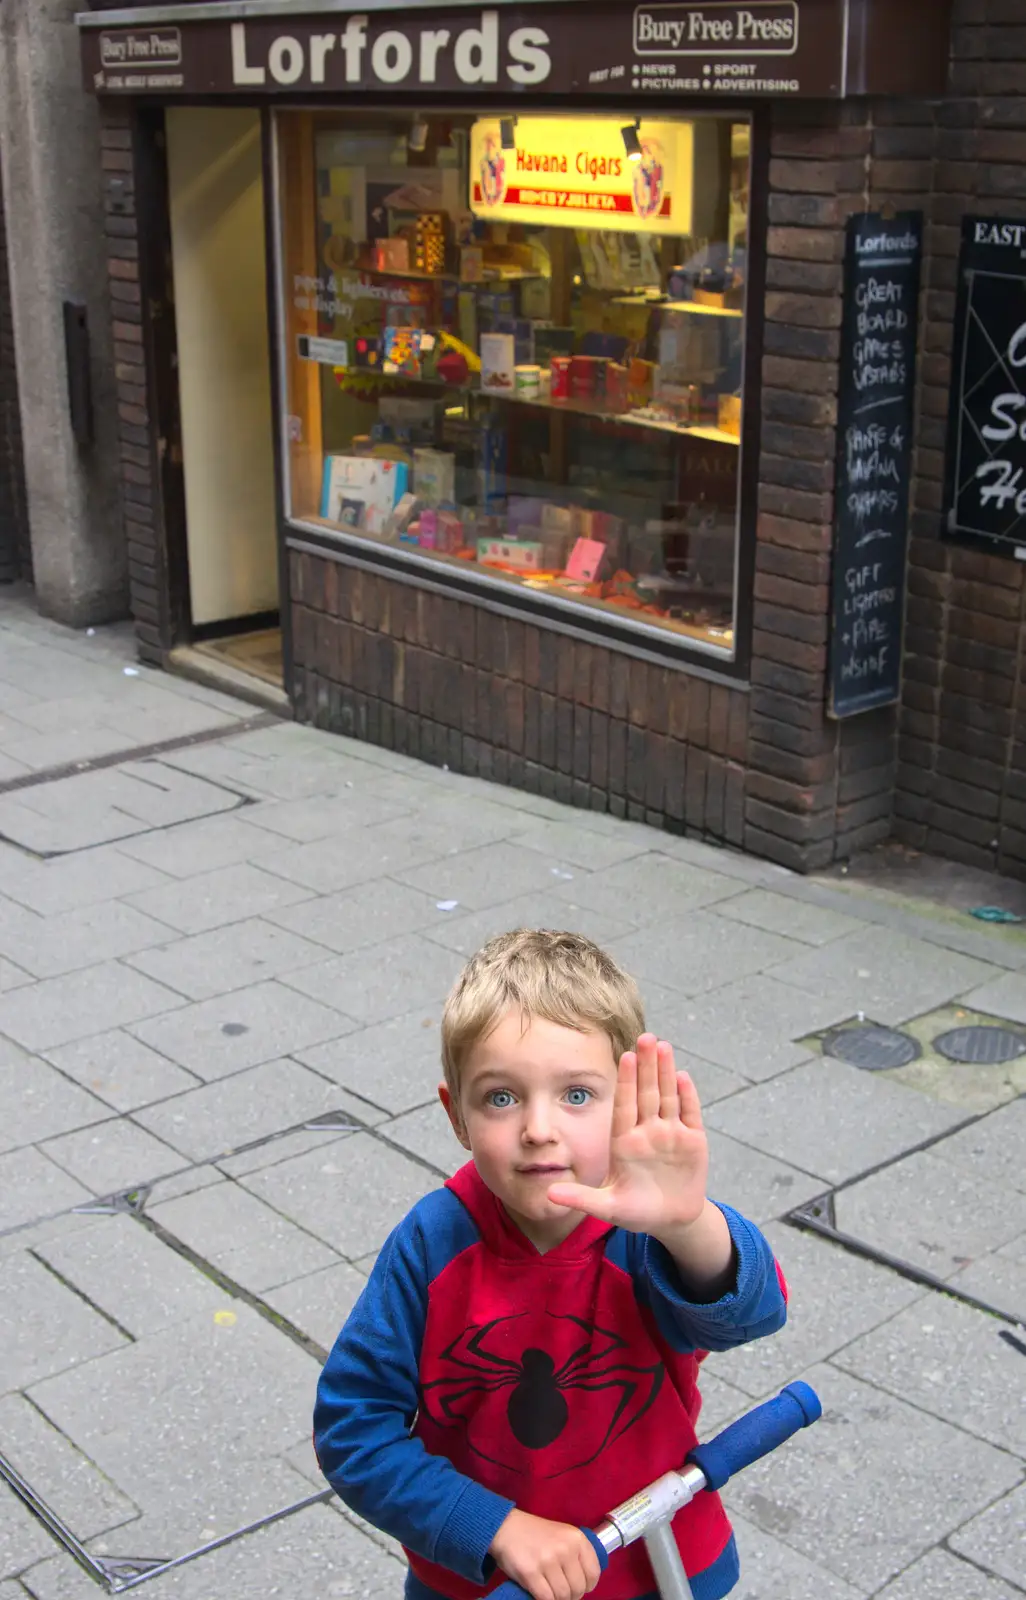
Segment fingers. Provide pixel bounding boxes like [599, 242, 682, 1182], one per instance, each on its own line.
[547, 1180, 616, 1219]
[612, 1049, 638, 1138]
[579, 1533, 603, 1593]
[635, 1033, 661, 1120]
[677, 1069, 704, 1130]
[657, 1039, 680, 1120]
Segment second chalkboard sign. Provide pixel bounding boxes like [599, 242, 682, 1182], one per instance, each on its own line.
[828, 211, 922, 720]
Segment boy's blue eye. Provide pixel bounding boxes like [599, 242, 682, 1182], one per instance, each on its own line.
[486, 1089, 515, 1108]
[565, 1086, 592, 1106]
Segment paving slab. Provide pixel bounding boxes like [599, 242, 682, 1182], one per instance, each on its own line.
[500, 815, 654, 871]
[397, 839, 592, 912]
[721, 1221, 925, 1400]
[957, 969, 1026, 1026]
[135, 1058, 347, 1162]
[0, 1478, 57, 1580]
[550, 852, 744, 922]
[26, 1305, 321, 1550]
[0, 955, 32, 991]
[0, 1392, 137, 1541]
[725, 1364, 1024, 1592]
[726, 1512, 868, 1600]
[691, 1370, 751, 1436]
[150, 1180, 341, 1293]
[0, 962, 183, 1052]
[835, 1149, 1026, 1279]
[281, 934, 463, 1027]
[421, 889, 638, 960]
[42, 1030, 200, 1114]
[0, 765, 244, 854]
[125, 918, 332, 1001]
[873, 1548, 1024, 1600]
[41, 1118, 183, 1195]
[0, 900, 174, 981]
[765, 926, 997, 1026]
[640, 975, 866, 1082]
[216, 1124, 373, 1179]
[381, 1103, 465, 1177]
[834, 1293, 1026, 1457]
[257, 818, 460, 895]
[950, 1482, 1026, 1592]
[609, 913, 801, 999]
[0, 1046, 111, 1155]
[704, 1058, 964, 1185]
[296, 1011, 444, 1116]
[237, 789, 410, 842]
[706, 1130, 821, 1225]
[0, 845, 170, 917]
[263, 1261, 370, 1352]
[116, 813, 286, 878]
[126, 863, 314, 937]
[243, 1132, 437, 1258]
[21, 1502, 406, 1600]
[1, 1248, 127, 1394]
[269, 878, 451, 956]
[129, 980, 356, 1080]
[932, 1100, 1026, 1198]
[36, 1214, 226, 1337]
[0, 1147, 93, 1234]
[146, 1163, 226, 1205]
[710, 888, 863, 947]
[949, 1248, 1026, 1324]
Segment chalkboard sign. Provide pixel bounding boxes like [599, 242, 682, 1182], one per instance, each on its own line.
[944, 217, 1026, 557]
[828, 212, 922, 719]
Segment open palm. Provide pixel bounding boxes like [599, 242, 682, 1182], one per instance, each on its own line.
[548, 1035, 709, 1233]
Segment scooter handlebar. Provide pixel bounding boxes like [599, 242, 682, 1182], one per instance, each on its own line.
[488, 1527, 609, 1600]
[686, 1381, 821, 1492]
[485, 1382, 822, 1600]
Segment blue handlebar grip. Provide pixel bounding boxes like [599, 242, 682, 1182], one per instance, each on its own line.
[686, 1381, 822, 1492]
[489, 1527, 610, 1600]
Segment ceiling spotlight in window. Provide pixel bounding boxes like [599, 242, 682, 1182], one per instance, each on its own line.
[500, 116, 518, 151]
[621, 121, 643, 163]
[409, 117, 430, 153]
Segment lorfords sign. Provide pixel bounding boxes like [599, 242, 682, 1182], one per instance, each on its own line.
[79, 0, 950, 100]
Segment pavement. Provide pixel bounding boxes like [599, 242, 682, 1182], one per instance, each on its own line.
[0, 591, 1023, 1600]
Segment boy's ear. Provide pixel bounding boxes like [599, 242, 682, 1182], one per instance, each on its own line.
[439, 1082, 471, 1149]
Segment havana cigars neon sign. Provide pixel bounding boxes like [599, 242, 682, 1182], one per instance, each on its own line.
[229, 13, 553, 89]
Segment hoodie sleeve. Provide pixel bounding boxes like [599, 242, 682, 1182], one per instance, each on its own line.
[313, 1192, 514, 1583]
[621, 1202, 788, 1353]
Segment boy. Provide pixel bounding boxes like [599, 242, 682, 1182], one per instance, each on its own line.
[314, 929, 787, 1600]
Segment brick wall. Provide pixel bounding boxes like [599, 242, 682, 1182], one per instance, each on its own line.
[99, 103, 169, 666]
[895, 0, 1026, 879]
[0, 154, 30, 585]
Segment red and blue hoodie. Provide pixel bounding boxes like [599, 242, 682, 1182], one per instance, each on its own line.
[314, 1162, 787, 1600]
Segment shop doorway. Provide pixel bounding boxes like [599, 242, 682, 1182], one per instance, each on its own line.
[165, 106, 282, 687]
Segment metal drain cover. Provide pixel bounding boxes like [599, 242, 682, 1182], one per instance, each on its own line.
[823, 1024, 920, 1071]
[933, 1025, 1026, 1065]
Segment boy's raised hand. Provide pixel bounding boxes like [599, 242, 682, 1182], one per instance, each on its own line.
[547, 1035, 709, 1235]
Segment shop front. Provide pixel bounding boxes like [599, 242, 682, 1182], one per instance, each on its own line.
[79, 0, 947, 871]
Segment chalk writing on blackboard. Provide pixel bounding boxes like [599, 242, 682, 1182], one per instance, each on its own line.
[829, 213, 922, 719]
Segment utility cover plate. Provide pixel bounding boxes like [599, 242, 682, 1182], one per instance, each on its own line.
[822, 1024, 920, 1071]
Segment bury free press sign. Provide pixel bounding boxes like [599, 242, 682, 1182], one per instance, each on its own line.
[81, 1, 851, 98]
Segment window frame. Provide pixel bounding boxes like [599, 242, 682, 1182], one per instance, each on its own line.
[269, 99, 767, 681]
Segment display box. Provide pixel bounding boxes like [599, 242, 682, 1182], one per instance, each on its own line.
[478, 538, 543, 572]
[413, 447, 457, 507]
[321, 454, 409, 535]
[480, 332, 516, 392]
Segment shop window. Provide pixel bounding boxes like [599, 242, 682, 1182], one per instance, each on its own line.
[275, 109, 751, 658]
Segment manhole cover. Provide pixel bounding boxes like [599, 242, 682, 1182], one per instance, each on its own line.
[823, 1024, 920, 1071]
[933, 1025, 1026, 1065]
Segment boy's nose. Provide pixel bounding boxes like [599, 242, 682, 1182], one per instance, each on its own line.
[521, 1101, 557, 1143]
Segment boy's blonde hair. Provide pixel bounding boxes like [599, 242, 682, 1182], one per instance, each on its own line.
[441, 928, 645, 1100]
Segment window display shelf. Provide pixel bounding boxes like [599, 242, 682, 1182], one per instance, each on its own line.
[610, 295, 744, 319]
[337, 365, 741, 444]
[353, 264, 546, 285]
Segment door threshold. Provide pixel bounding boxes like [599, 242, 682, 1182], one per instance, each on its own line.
[167, 644, 291, 716]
